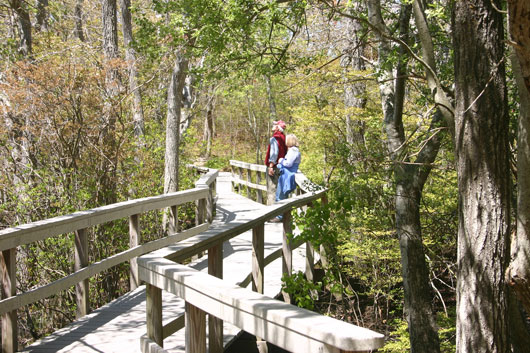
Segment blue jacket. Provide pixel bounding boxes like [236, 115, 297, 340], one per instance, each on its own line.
[277, 147, 301, 195]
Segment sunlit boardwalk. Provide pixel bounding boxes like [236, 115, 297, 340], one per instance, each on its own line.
[20, 172, 310, 353]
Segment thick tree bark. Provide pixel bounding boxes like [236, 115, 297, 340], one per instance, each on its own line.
[101, 0, 120, 205]
[507, 0, 530, 315]
[74, 0, 85, 42]
[453, 1, 511, 352]
[508, 1, 530, 94]
[164, 55, 189, 195]
[120, 0, 145, 138]
[9, 0, 32, 56]
[366, 1, 441, 352]
[340, 3, 366, 157]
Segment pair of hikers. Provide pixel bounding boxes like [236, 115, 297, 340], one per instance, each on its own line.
[264, 120, 301, 222]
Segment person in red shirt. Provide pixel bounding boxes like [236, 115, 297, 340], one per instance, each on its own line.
[264, 120, 287, 176]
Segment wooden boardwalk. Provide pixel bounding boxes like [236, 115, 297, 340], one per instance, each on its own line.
[20, 172, 310, 353]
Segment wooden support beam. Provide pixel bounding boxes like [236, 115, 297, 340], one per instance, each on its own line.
[246, 168, 252, 199]
[185, 302, 206, 353]
[130, 214, 140, 290]
[147, 283, 163, 348]
[252, 224, 265, 294]
[75, 228, 89, 318]
[266, 172, 276, 206]
[238, 167, 244, 196]
[206, 183, 214, 223]
[282, 211, 292, 304]
[197, 198, 206, 226]
[1, 248, 17, 353]
[256, 171, 263, 204]
[169, 205, 178, 234]
[208, 244, 223, 353]
[305, 241, 315, 283]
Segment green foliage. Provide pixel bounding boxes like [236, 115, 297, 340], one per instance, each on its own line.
[382, 310, 456, 353]
[281, 271, 320, 310]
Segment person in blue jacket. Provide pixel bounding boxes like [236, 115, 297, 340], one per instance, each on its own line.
[270, 134, 301, 223]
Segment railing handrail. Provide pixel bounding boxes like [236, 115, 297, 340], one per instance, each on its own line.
[141, 187, 325, 263]
[0, 168, 219, 353]
[139, 260, 385, 353]
[138, 179, 384, 353]
[0, 188, 209, 252]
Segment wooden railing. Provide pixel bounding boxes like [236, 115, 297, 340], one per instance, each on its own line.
[0, 169, 218, 353]
[139, 162, 384, 353]
[229, 160, 321, 205]
[230, 160, 270, 204]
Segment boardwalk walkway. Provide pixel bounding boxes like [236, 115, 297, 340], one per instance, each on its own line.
[21, 173, 309, 353]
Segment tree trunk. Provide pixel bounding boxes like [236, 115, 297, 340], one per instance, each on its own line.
[265, 74, 277, 121]
[203, 87, 215, 157]
[412, 0, 454, 133]
[164, 55, 189, 195]
[35, 0, 49, 32]
[74, 0, 85, 42]
[507, 0, 530, 315]
[10, 0, 32, 56]
[101, 0, 120, 205]
[120, 0, 144, 139]
[453, 1, 511, 352]
[366, 1, 441, 352]
[340, 3, 366, 150]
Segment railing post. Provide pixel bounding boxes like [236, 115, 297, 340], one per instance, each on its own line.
[319, 195, 330, 269]
[208, 244, 223, 353]
[169, 205, 178, 234]
[146, 283, 163, 348]
[1, 247, 17, 353]
[246, 168, 252, 199]
[305, 201, 315, 283]
[197, 198, 206, 225]
[266, 172, 277, 205]
[305, 241, 315, 282]
[206, 183, 214, 224]
[252, 224, 265, 294]
[130, 214, 140, 290]
[185, 302, 206, 353]
[231, 163, 236, 193]
[75, 228, 89, 318]
[238, 167, 244, 196]
[256, 170, 263, 204]
[281, 211, 292, 304]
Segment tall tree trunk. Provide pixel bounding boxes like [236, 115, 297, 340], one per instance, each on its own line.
[203, 87, 215, 157]
[74, 0, 85, 42]
[35, 0, 48, 31]
[120, 0, 144, 139]
[340, 3, 366, 150]
[164, 55, 189, 195]
[412, 0, 454, 132]
[9, 0, 32, 56]
[265, 74, 277, 121]
[366, 1, 441, 352]
[507, 0, 530, 315]
[101, 0, 120, 205]
[453, 1, 511, 352]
